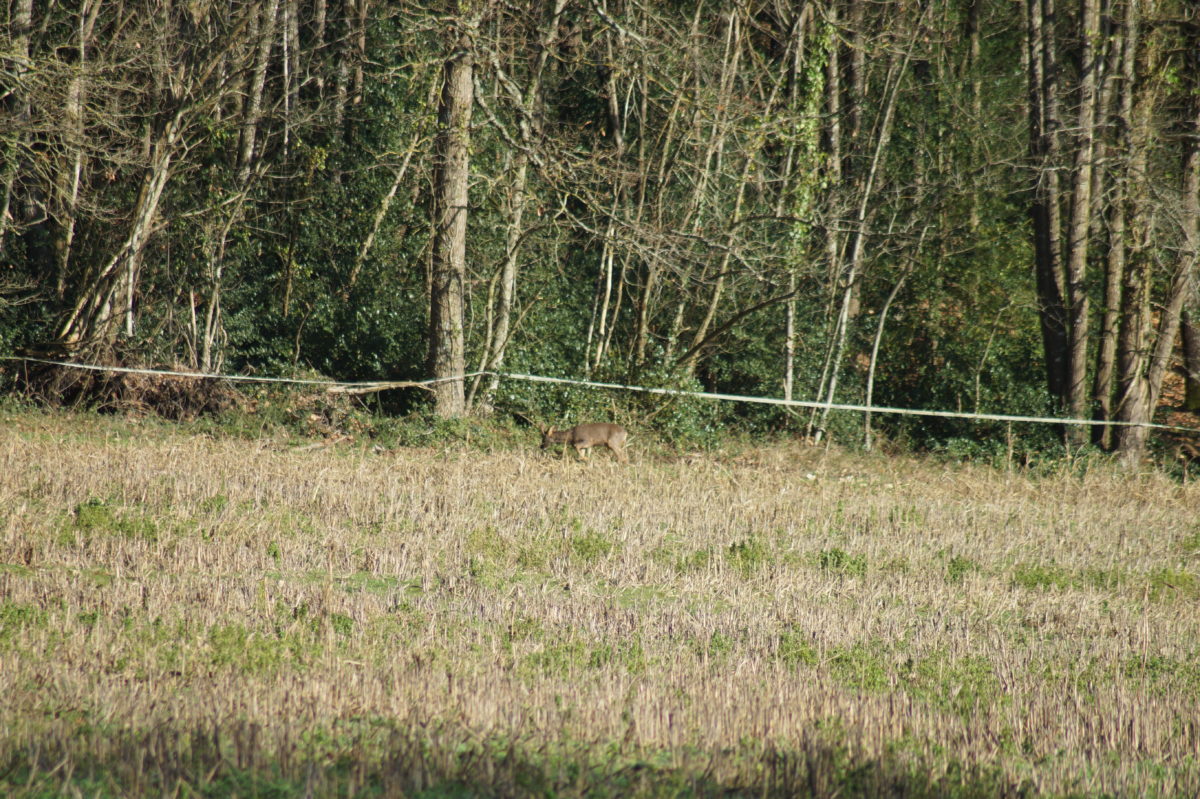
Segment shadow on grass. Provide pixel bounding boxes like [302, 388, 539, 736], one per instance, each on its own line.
[0, 719, 1042, 799]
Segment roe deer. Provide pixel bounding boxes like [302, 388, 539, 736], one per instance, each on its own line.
[541, 423, 628, 463]
[1177, 440, 1200, 480]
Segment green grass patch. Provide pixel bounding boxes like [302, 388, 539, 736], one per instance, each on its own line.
[1148, 568, 1198, 601]
[726, 537, 770, 577]
[0, 563, 34, 577]
[776, 625, 820, 668]
[816, 547, 868, 577]
[206, 622, 319, 675]
[61, 498, 159, 544]
[340, 571, 408, 595]
[1010, 562, 1074, 591]
[1123, 652, 1200, 697]
[944, 554, 981, 584]
[570, 529, 616, 564]
[904, 652, 1002, 719]
[0, 601, 48, 647]
[671, 547, 715, 575]
[826, 642, 891, 692]
[1179, 528, 1200, 555]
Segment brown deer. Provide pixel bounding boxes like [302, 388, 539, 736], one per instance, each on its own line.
[540, 423, 628, 463]
[1176, 440, 1200, 481]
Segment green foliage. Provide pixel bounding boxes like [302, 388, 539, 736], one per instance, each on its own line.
[696, 630, 736, 663]
[816, 548, 868, 577]
[777, 625, 820, 668]
[672, 547, 715, 576]
[1123, 652, 1200, 696]
[63, 499, 159, 544]
[1179, 528, 1200, 556]
[587, 638, 647, 673]
[328, 612, 355, 637]
[0, 601, 47, 648]
[945, 554, 981, 584]
[1008, 560, 1196, 601]
[1010, 562, 1074, 592]
[826, 643, 891, 692]
[569, 529, 616, 564]
[373, 412, 525, 450]
[725, 537, 770, 578]
[904, 653, 1002, 720]
[1148, 568, 1198, 601]
[207, 619, 320, 675]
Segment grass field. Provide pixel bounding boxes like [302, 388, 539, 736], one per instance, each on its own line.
[1, 407, 1198, 797]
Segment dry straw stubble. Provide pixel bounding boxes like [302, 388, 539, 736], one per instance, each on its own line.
[0, 411, 1198, 796]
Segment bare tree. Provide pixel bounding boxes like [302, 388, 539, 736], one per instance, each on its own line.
[470, 0, 569, 409]
[1111, 2, 1200, 461]
[815, 5, 922, 437]
[428, 2, 485, 417]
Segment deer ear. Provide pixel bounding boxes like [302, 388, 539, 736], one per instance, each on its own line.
[547, 426, 555, 434]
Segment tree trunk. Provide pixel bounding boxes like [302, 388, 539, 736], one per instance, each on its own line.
[817, 22, 913, 436]
[864, 266, 912, 451]
[1183, 309, 1200, 413]
[238, 0, 280, 184]
[966, 0, 982, 230]
[58, 120, 180, 346]
[1027, 0, 1069, 404]
[1091, 3, 1135, 447]
[1061, 0, 1101, 435]
[54, 0, 100, 301]
[427, 10, 478, 417]
[1113, 9, 1199, 462]
[333, 0, 353, 127]
[0, 0, 33, 256]
[845, 0, 865, 168]
[352, 0, 367, 109]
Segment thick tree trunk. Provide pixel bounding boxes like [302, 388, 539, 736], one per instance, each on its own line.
[427, 14, 477, 417]
[1183, 309, 1200, 413]
[1062, 0, 1101, 435]
[1092, 4, 1135, 447]
[1027, 0, 1069, 405]
[1113, 11, 1199, 462]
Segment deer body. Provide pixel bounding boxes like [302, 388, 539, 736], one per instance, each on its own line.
[1177, 441, 1200, 480]
[541, 423, 628, 463]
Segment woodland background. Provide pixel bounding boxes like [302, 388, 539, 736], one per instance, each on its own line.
[1, 0, 1198, 459]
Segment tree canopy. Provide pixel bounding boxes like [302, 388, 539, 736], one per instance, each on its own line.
[1, 0, 1197, 458]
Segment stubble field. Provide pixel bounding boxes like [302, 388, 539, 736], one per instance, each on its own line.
[1, 408, 1198, 797]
